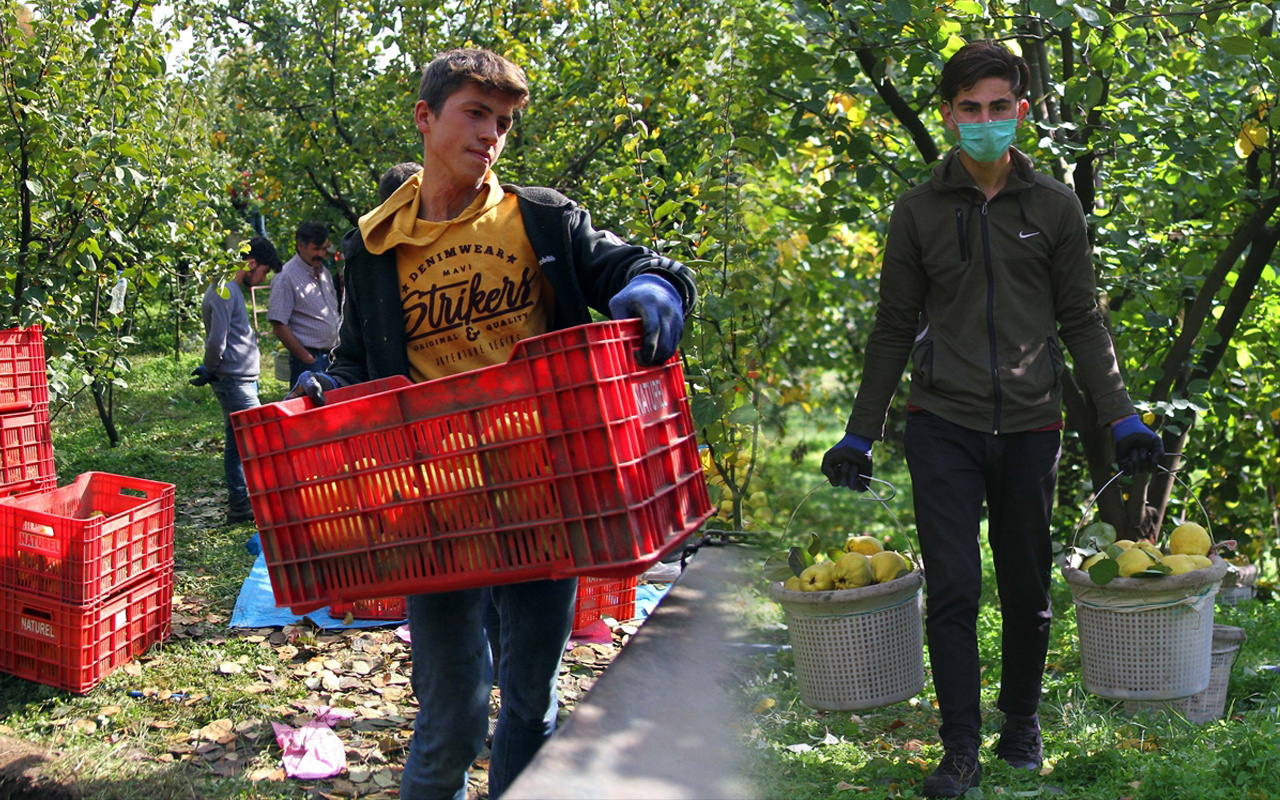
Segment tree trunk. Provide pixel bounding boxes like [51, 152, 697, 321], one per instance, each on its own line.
[91, 382, 121, 448]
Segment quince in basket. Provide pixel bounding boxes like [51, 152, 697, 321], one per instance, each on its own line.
[1071, 519, 1216, 585]
[762, 532, 913, 592]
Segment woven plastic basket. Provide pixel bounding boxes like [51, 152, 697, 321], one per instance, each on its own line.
[769, 570, 924, 711]
[1217, 563, 1258, 606]
[1124, 624, 1247, 722]
[1063, 556, 1227, 700]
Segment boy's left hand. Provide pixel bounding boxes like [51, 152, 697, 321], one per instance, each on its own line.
[609, 274, 684, 365]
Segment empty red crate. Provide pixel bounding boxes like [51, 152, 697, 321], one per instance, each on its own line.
[572, 575, 638, 632]
[0, 567, 172, 693]
[0, 472, 175, 603]
[0, 407, 55, 489]
[232, 320, 713, 613]
[329, 596, 406, 621]
[0, 326, 48, 414]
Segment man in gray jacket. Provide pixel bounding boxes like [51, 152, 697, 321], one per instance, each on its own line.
[192, 236, 281, 524]
[822, 41, 1161, 797]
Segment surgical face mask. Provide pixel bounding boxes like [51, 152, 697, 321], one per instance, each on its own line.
[954, 118, 1018, 162]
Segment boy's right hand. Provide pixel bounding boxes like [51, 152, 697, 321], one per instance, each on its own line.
[821, 433, 874, 491]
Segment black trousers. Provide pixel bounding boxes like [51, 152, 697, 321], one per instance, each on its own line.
[903, 410, 1061, 749]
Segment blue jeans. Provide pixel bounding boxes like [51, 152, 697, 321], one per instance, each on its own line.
[401, 578, 577, 800]
[903, 410, 1060, 750]
[210, 378, 260, 511]
[287, 349, 330, 388]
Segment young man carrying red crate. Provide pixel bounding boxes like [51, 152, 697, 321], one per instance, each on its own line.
[290, 48, 697, 800]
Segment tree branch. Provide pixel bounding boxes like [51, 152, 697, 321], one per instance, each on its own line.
[854, 47, 939, 163]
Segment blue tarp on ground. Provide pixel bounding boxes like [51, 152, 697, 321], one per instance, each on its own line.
[230, 553, 673, 630]
[229, 553, 389, 629]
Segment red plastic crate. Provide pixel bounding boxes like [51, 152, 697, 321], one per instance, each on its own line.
[1, 475, 56, 500]
[0, 326, 48, 414]
[572, 575, 638, 632]
[0, 566, 172, 693]
[329, 596, 406, 621]
[0, 407, 55, 489]
[0, 472, 175, 603]
[330, 575, 637, 627]
[232, 320, 714, 613]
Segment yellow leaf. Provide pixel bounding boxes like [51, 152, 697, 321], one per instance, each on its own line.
[1236, 120, 1265, 157]
[752, 697, 776, 714]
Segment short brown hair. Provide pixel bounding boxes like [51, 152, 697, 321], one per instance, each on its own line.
[418, 48, 530, 115]
[938, 40, 1030, 103]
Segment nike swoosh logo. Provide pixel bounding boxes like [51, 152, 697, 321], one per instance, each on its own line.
[1019, 230, 1041, 239]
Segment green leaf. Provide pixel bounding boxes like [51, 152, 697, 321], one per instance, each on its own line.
[1073, 4, 1100, 25]
[726, 404, 759, 425]
[1220, 36, 1254, 55]
[1088, 558, 1120, 585]
[789, 546, 813, 576]
[1080, 520, 1117, 549]
[690, 394, 722, 429]
[804, 532, 821, 557]
[762, 551, 796, 581]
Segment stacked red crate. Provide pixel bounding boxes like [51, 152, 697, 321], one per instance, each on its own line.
[0, 327, 175, 693]
[0, 327, 54, 500]
[0, 472, 176, 692]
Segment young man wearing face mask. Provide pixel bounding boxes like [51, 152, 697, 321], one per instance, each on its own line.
[821, 40, 1161, 797]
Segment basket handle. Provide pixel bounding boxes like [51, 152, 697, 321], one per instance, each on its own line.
[777, 478, 919, 564]
[1070, 466, 1215, 550]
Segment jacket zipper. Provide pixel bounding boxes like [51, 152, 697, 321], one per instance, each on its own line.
[954, 208, 969, 262]
[980, 201, 1001, 434]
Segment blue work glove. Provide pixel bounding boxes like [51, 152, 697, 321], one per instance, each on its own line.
[286, 370, 336, 406]
[609, 274, 684, 365]
[189, 365, 217, 386]
[822, 433, 874, 491]
[1112, 414, 1163, 475]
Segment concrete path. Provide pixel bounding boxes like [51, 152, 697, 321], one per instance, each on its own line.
[505, 542, 759, 799]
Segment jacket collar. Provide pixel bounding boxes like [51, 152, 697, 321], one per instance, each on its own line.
[931, 146, 1036, 196]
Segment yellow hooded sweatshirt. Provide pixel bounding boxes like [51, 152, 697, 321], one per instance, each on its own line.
[358, 171, 551, 381]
